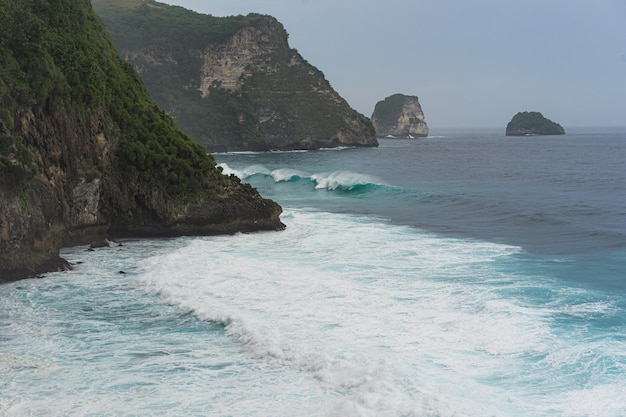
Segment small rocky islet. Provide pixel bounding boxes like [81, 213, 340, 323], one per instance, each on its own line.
[506, 111, 565, 136]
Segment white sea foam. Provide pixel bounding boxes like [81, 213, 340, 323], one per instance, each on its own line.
[218, 163, 271, 179]
[125, 209, 569, 416]
[270, 167, 306, 182]
[310, 171, 385, 190]
[2, 208, 624, 416]
[218, 163, 386, 191]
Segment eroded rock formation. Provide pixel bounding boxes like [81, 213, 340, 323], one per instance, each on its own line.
[371, 94, 428, 138]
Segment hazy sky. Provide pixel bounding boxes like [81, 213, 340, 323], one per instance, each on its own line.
[165, 0, 625, 129]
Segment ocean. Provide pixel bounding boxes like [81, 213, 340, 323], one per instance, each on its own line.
[1, 127, 625, 416]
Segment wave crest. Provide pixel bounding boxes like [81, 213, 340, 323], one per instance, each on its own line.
[311, 171, 384, 191]
[218, 163, 388, 192]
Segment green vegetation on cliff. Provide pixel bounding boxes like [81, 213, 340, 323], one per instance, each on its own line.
[0, 0, 225, 196]
[372, 94, 407, 127]
[92, 0, 376, 151]
[1, 0, 283, 281]
[92, 0, 267, 147]
[0, 134, 37, 187]
[506, 111, 565, 136]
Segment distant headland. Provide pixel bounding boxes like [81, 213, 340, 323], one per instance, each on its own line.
[91, 0, 377, 152]
[506, 112, 565, 136]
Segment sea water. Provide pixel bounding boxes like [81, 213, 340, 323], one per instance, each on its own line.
[1, 128, 625, 416]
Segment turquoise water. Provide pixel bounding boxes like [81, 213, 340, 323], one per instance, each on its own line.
[1, 128, 625, 416]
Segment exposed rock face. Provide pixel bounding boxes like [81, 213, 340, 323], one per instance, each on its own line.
[506, 111, 565, 136]
[92, 1, 377, 151]
[198, 24, 276, 96]
[0, 0, 283, 282]
[371, 94, 428, 138]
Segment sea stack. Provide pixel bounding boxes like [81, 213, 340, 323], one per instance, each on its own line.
[506, 112, 565, 136]
[371, 94, 428, 138]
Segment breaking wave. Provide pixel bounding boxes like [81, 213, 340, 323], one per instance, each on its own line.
[219, 163, 391, 192]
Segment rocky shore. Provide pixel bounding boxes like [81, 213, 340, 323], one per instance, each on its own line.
[0, 0, 284, 283]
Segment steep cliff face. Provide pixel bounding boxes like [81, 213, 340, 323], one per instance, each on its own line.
[0, 0, 283, 282]
[371, 94, 429, 138]
[92, 0, 377, 151]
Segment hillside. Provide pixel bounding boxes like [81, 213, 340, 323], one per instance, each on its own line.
[0, 0, 283, 281]
[92, 0, 377, 151]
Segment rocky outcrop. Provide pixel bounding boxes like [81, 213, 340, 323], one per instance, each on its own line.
[371, 94, 428, 138]
[506, 112, 565, 136]
[0, 0, 283, 283]
[92, 1, 377, 151]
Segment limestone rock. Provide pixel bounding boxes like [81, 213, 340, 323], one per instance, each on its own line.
[92, 2, 377, 151]
[371, 94, 428, 138]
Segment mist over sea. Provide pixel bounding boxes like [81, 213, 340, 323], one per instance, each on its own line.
[2, 128, 625, 416]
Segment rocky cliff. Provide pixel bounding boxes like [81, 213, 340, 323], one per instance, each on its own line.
[0, 0, 283, 282]
[92, 0, 377, 151]
[371, 94, 428, 138]
[506, 111, 565, 136]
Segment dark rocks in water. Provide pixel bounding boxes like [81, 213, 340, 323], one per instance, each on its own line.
[371, 94, 429, 138]
[506, 112, 565, 136]
[89, 240, 110, 249]
[0, 0, 284, 283]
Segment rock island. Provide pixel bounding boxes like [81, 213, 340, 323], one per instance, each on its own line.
[506, 112, 565, 136]
[371, 94, 428, 138]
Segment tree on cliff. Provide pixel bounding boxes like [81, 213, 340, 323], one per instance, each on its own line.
[0, 0, 283, 282]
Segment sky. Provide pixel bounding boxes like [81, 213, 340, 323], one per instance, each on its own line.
[164, 0, 626, 129]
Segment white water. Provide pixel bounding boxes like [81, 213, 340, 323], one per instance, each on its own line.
[219, 163, 387, 191]
[3, 209, 624, 416]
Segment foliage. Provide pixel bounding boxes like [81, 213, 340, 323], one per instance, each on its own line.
[93, 0, 374, 150]
[0, 135, 38, 187]
[243, 59, 371, 140]
[106, 59, 226, 194]
[372, 94, 406, 126]
[202, 87, 265, 146]
[92, 0, 269, 147]
[92, 0, 264, 52]
[0, 0, 227, 196]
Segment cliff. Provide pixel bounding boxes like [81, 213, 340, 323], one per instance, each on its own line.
[91, 0, 377, 151]
[506, 111, 565, 136]
[371, 94, 428, 138]
[0, 0, 283, 282]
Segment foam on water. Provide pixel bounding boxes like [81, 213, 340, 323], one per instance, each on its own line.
[2, 209, 625, 416]
[219, 163, 388, 191]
